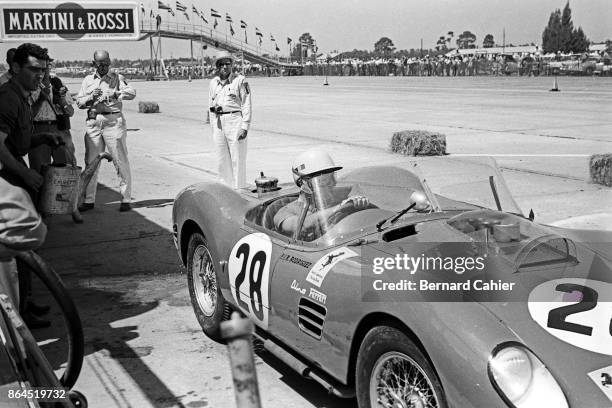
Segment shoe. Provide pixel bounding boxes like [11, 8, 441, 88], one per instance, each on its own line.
[22, 312, 51, 329]
[26, 301, 51, 316]
[119, 203, 132, 212]
[78, 203, 95, 212]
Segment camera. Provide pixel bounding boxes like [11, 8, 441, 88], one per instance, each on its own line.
[209, 106, 223, 114]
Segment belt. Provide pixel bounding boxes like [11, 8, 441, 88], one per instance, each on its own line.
[216, 110, 241, 115]
[89, 110, 120, 116]
[34, 120, 57, 125]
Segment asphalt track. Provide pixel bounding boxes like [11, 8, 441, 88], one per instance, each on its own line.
[33, 75, 612, 408]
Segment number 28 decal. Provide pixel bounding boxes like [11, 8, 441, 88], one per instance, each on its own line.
[528, 278, 612, 356]
[228, 233, 272, 329]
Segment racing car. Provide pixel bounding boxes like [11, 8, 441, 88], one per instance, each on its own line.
[172, 156, 612, 408]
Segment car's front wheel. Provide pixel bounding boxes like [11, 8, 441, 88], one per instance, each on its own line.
[187, 232, 225, 342]
[356, 326, 447, 408]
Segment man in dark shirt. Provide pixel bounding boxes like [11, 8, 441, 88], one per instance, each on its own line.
[0, 43, 62, 197]
[0, 43, 61, 329]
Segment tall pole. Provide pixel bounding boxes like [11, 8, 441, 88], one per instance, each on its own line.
[420, 38, 423, 58]
[149, 35, 154, 76]
[502, 27, 505, 54]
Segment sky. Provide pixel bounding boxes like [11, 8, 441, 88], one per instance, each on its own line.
[0, 0, 610, 61]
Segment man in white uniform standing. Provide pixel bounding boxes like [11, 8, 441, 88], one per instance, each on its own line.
[208, 51, 252, 189]
[76, 50, 136, 212]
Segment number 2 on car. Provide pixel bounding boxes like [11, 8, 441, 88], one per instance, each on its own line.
[228, 233, 272, 329]
[528, 278, 612, 356]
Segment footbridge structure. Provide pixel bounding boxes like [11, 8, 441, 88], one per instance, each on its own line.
[138, 18, 301, 74]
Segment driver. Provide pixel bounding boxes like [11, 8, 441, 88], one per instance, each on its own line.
[274, 149, 370, 237]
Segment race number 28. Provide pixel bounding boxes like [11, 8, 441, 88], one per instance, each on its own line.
[228, 234, 272, 328]
[528, 279, 612, 356]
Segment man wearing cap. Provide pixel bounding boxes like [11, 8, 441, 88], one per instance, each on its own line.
[28, 54, 76, 174]
[76, 50, 136, 212]
[208, 51, 252, 189]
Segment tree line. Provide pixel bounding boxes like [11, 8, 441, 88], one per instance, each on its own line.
[292, 1, 600, 62]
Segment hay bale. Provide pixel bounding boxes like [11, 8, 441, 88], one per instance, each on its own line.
[390, 130, 447, 156]
[590, 154, 612, 187]
[138, 101, 160, 113]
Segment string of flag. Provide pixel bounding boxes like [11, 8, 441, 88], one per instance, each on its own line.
[149, 1, 291, 54]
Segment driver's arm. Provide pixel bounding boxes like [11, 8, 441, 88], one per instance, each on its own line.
[275, 201, 340, 235]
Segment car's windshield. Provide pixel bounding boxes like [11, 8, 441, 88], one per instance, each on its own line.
[338, 157, 522, 216]
[277, 157, 522, 244]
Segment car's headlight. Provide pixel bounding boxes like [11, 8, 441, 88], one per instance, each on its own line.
[488, 343, 568, 408]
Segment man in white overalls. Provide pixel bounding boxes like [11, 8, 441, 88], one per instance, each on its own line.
[208, 51, 252, 189]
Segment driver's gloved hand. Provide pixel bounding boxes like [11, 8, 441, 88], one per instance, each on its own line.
[342, 195, 369, 209]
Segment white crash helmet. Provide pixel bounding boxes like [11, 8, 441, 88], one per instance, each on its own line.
[292, 148, 342, 191]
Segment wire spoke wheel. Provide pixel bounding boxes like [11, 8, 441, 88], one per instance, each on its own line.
[187, 232, 226, 342]
[370, 351, 440, 408]
[192, 244, 217, 317]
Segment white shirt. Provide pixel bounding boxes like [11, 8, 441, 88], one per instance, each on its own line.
[208, 73, 252, 131]
[76, 71, 135, 113]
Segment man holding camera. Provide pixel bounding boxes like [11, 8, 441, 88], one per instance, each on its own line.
[208, 51, 252, 189]
[28, 58, 75, 174]
[76, 50, 135, 212]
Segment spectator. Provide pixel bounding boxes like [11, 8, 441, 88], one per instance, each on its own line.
[76, 50, 136, 212]
[0, 48, 16, 86]
[0, 42, 62, 329]
[29, 57, 76, 173]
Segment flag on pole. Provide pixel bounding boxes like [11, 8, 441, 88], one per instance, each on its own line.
[169, 9, 175, 16]
[275, 44, 280, 52]
[230, 24, 235, 36]
[150, 9, 154, 18]
[240, 20, 247, 29]
[176, 1, 186, 12]
[210, 8, 221, 18]
[447, 31, 454, 36]
[140, 2, 145, 13]
[225, 13, 232, 23]
[183, 11, 189, 20]
[199, 10, 208, 23]
[270, 34, 275, 42]
[259, 36, 262, 46]
[158, 0, 171, 10]
[255, 27, 262, 37]
[287, 37, 292, 45]
[213, 18, 218, 28]
[191, 5, 199, 15]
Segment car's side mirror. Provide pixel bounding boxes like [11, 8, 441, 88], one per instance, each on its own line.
[411, 191, 430, 211]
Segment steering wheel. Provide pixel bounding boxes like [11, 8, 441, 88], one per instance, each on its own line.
[15, 251, 85, 389]
[326, 201, 377, 226]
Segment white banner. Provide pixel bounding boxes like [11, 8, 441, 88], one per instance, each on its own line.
[0, 1, 140, 41]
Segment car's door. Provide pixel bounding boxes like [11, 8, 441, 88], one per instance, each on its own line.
[226, 197, 295, 331]
[268, 237, 366, 365]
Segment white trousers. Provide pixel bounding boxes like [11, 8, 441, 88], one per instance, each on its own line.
[211, 113, 247, 189]
[84, 113, 132, 203]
